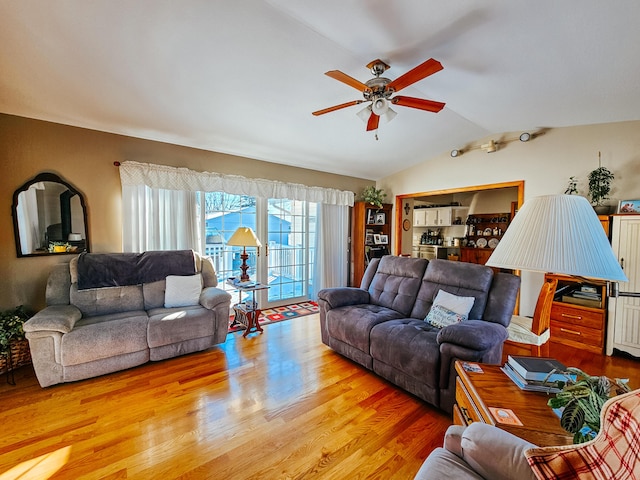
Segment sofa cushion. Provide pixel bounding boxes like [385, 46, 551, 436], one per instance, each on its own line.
[61, 312, 149, 366]
[147, 306, 214, 347]
[370, 318, 441, 388]
[164, 273, 202, 307]
[410, 260, 493, 321]
[70, 283, 145, 317]
[368, 256, 428, 317]
[326, 304, 404, 353]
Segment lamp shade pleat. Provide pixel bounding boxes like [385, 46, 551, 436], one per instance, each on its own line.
[486, 194, 627, 282]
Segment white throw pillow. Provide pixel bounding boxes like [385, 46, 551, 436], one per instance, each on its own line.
[432, 289, 475, 317]
[426, 304, 466, 328]
[164, 273, 202, 308]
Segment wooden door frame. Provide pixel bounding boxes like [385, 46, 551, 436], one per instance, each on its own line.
[393, 180, 525, 256]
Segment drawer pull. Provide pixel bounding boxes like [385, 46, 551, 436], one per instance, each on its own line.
[459, 406, 474, 425]
[561, 313, 583, 320]
[560, 327, 581, 336]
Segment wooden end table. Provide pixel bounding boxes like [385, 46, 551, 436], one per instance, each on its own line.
[228, 281, 269, 338]
[454, 361, 572, 446]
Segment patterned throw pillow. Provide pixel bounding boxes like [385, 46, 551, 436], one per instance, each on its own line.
[426, 304, 466, 328]
[432, 289, 475, 317]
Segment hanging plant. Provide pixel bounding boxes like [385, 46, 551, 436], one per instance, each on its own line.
[587, 152, 614, 206]
[361, 186, 387, 209]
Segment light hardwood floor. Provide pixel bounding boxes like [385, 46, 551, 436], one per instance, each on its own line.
[1, 314, 639, 480]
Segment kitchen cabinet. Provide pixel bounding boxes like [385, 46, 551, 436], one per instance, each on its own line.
[413, 206, 464, 227]
[350, 202, 392, 287]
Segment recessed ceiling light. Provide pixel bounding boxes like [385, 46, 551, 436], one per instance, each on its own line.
[520, 132, 531, 142]
[450, 149, 461, 157]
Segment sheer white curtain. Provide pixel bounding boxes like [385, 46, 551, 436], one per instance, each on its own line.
[122, 184, 200, 253]
[311, 203, 350, 298]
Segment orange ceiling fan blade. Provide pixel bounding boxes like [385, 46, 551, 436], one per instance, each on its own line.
[366, 112, 380, 131]
[325, 70, 370, 92]
[392, 96, 445, 113]
[312, 100, 364, 116]
[387, 58, 443, 93]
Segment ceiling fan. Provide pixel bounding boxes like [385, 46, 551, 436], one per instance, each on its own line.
[312, 58, 446, 132]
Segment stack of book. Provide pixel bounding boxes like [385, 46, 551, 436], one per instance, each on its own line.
[501, 356, 575, 393]
[561, 284, 602, 308]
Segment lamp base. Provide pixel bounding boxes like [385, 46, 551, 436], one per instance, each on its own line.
[239, 249, 250, 282]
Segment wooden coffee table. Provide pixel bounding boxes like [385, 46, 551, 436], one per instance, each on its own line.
[454, 361, 573, 446]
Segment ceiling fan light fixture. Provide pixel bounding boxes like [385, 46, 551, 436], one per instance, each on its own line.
[356, 105, 372, 122]
[382, 107, 397, 123]
[372, 97, 389, 115]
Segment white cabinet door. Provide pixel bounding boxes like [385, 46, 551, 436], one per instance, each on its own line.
[425, 209, 439, 226]
[607, 215, 640, 356]
[436, 207, 452, 226]
[413, 209, 427, 226]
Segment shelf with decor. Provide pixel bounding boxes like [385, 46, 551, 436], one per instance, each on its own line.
[460, 212, 511, 267]
[350, 202, 392, 286]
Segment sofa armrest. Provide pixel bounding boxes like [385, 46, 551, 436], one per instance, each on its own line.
[23, 305, 82, 334]
[437, 320, 508, 351]
[460, 423, 537, 480]
[317, 287, 370, 310]
[200, 287, 232, 310]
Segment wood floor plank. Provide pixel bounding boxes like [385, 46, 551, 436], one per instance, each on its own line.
[1, 313, 639, 479]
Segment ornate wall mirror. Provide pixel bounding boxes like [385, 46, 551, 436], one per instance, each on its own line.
[12, 172, 90, 257]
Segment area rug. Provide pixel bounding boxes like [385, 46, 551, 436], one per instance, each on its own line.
[228, 301, 319, 333]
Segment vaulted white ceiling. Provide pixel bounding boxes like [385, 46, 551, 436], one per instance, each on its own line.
[1, 1, 639, 180]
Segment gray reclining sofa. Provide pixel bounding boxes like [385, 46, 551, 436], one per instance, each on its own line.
[318, 255, 520, 413]
[24, 250, 231, 387]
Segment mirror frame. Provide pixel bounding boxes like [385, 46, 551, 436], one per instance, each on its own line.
[12, 172, 90, 257]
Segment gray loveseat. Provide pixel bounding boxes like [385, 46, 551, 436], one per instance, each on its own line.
[318, 255, 520, 413]
[24, 250, 231, 387]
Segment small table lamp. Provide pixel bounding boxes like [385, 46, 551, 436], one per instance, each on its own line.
[486, 194, 627, 294]
[227, 226, 262, 282]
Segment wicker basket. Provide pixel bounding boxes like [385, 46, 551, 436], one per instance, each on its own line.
[0, 339, 31, 374]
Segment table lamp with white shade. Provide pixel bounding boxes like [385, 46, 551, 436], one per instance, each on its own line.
[486, 194, 627, 303]
[227, 226, 262, 283]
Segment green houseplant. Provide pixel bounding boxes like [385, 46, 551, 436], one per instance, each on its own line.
[588, 154, 614, 212]
[361, 186, 387, 209]
[0, 306, 29, 356]
[547, 367, 630, 444]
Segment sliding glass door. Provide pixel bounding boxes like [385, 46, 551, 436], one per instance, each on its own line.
[199, 192, 316, 308]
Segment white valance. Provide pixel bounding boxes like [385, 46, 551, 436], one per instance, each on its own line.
[119, 161, 354, 206]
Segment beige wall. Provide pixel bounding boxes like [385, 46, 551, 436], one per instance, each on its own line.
[380, 120, 640, 315]
[0, 114, 371, 311]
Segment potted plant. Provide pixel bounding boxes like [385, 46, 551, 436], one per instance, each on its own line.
[547, 367, 630, 444]
[588, 155, 615, 214]
[564, 176, 579, 195]
[361, 186, 387, 209]
[0, 305, 31, 375]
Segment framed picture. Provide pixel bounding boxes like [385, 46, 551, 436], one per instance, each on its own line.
[366, 210, 375, 224]
[617, 200, 640, 214]
[373, 234, 382, 244]
[375, 212, 386, 225]
[365, 233, 374, 245]
[378, 234, 389, 244]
